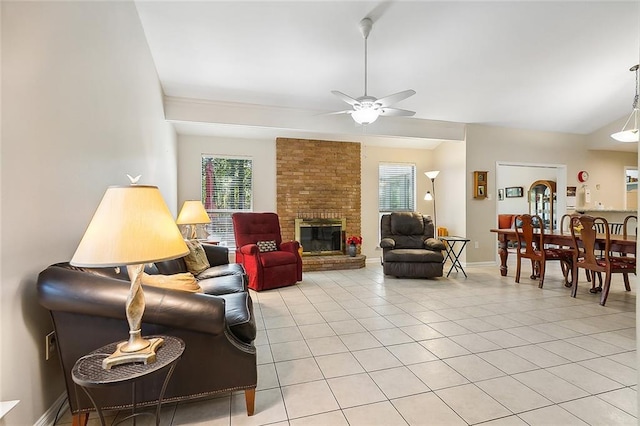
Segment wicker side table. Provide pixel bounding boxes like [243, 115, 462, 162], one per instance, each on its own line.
[72, 335, 184, 426]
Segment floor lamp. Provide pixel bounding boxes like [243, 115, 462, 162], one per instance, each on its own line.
[425, 171, 440, 236]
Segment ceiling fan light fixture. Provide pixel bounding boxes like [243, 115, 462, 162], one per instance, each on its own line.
[611, 65, 640, 143]
[352, 106, 380, 124]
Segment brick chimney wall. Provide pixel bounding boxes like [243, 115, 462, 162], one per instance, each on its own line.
[276, 137, 361, 243]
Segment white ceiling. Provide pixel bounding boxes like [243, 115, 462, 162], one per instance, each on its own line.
[135, 1, 640, 149]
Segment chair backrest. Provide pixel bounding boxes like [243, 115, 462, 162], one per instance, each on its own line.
[498, 214, 516, 229]
[624, 215, 637, 238]
[570, 215, 610, 265]
[560, 213, 580, 233]
[380, 212, 434, 249]
[232, 212, 283, 248]
[514, 214, 544, 256]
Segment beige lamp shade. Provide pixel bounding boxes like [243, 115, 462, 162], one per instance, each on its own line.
[176, 200, 211, 225]
[71, 185, 189, 267]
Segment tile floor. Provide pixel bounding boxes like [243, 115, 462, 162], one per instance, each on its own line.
[58, 260, 637, 425]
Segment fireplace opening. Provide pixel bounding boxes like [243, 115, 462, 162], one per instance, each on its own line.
[295, 218, 346, 255]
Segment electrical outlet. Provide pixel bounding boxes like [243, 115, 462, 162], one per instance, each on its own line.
[45, 331, 56, 361]
[474, 241, 479, 249]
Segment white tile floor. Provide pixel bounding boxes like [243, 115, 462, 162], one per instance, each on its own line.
[58, 260, 637, 425]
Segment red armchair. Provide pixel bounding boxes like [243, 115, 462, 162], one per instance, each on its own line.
[232, 212, 302, 291]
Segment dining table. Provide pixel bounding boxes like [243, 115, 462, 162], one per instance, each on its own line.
[490, 228, 637, 277]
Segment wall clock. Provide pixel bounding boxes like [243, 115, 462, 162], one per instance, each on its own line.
[577, 170, 589, 183]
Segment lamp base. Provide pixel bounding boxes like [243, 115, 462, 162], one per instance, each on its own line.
[102, 337, 164, 370]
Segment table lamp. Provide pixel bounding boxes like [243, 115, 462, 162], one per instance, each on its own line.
[71, 183, 189, 369]
[176, 200, 211, 239]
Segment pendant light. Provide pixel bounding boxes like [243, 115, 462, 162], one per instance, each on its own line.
[611, 64, 640, 143]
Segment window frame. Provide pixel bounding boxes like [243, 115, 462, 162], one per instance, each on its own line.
[201, 154, 253, 248]
[378, 162, 417, 214]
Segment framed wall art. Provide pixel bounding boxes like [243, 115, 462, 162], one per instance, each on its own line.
[505, 186, 524, 198]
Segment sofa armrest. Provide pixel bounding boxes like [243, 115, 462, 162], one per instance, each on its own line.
[424, 238, 446, 251]
[38, 265, 226, 336]
[202, 243, 230, 266]
[380, 238, 396, 249]
[280, 240, 300, 253]
[238, 244, 259, 255]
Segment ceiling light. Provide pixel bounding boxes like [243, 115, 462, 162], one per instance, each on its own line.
[352, 105, 380, 125]
[611, 64, 640, 143]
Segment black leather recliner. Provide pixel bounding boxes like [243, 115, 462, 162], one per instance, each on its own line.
[37, 244, 257, 425]
[380, 212, 445, 278]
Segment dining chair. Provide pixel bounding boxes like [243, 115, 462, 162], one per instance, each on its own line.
[594, 221, 624, 235]
[569, 215, 635, 306]
[514, 214, 573, 288]
[558, 213, 584, 284]
[623, 215, 637, 239]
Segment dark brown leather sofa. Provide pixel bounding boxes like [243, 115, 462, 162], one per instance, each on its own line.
[380, 212, 445, 278]
[37, 244, 257, 425]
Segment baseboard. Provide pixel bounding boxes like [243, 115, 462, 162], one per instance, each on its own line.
[34, 393, 67, 426]
[464, 261, 498, 267]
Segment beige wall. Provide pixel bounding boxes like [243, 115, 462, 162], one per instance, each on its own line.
[361, 145, 438, 260]
[177, 134, 277, 212]
[1, 2, 176, 423]
[465, 124, 636, 264]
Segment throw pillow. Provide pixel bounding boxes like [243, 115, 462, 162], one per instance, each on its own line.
[256, 240, 278, 252]
[141, 272, 203, 293]
[183, 239, 211, 275]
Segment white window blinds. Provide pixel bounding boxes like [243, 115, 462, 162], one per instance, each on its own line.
[378, 163, 416, 212]
[202, 156, 253, 248]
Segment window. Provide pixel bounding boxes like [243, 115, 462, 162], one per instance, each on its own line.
[378, 163, 416, 213]
[202, 155, 253, 247]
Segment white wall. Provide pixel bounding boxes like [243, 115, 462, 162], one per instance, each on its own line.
[1, 2, 176, 423]
[496, 165, 560, 216]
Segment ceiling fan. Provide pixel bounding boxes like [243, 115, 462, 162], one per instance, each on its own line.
[331, 17, 416, 125]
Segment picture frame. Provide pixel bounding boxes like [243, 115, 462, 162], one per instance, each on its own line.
[498, 189, 504, 201]
[505, 186, 523, 198]
[566, 186, 576, 197]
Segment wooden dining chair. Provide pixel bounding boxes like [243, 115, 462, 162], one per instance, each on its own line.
[623, 215, 637, 239]
[514, 214, 573, 288]
[569, 215, 635, 306]
[558, 213, 584, 284]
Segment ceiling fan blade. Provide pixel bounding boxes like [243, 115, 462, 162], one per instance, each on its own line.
[380, 108, 416, 117]
[365, 0, 394, 24]
[324, 110, 353, 116]
[376, 90, 416, 107]
[332, 90, 361, 107]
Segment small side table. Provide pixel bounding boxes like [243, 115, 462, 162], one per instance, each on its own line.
[439, 236, 471, 278]
[72, 335, 184, 426]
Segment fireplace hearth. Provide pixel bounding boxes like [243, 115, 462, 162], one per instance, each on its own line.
[295, 217, 346, 256]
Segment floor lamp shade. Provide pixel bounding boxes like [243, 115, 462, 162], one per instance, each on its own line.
[70, 184, 189, 369]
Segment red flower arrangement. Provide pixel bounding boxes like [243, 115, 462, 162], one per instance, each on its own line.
[346, 235, 363, 245]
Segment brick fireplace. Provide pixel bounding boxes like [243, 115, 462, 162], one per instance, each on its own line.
[276, 137, 362, 270]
